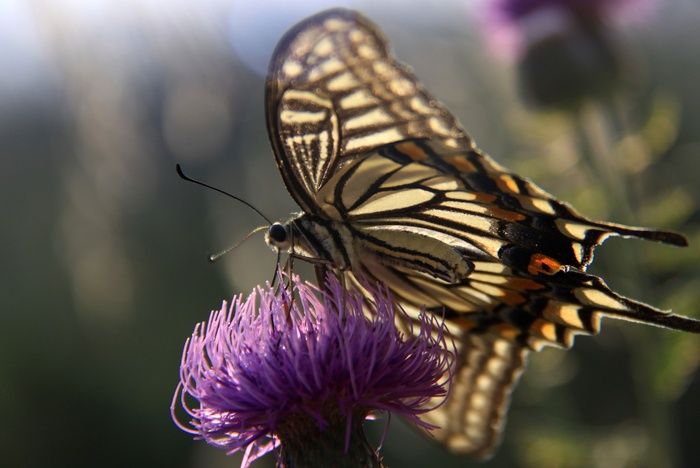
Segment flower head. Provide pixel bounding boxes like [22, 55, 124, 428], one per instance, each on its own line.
[172, 274, 453, 466]
[484, 0, 659, 56]
[481, 0, 657, 109]
[492, 0, 656, 24]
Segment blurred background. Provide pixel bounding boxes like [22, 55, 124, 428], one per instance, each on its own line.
[1, 0, 699, 467]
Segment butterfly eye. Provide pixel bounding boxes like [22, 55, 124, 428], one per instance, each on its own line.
[268, 223, 288, 244]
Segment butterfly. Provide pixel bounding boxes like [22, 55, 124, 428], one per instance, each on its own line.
[261, 8, 700, 458]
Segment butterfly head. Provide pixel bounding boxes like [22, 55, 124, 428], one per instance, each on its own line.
[265, 216, 350, 269]
[265, 222, 292, 251]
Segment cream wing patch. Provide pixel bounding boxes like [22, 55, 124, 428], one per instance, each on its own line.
[423, 334, 528, 459]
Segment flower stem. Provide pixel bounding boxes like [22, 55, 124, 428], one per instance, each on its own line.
[277, 410, 384, 468]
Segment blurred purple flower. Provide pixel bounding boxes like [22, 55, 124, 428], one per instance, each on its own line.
[495, 0, 653, 22]
[482, 0, 659, 60]
[172, 274, 453, 467]
[480, 0, 658, 108]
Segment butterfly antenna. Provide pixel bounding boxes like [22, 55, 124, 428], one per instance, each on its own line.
[209, 225, 268, 262]
[176, 164, 272, 225]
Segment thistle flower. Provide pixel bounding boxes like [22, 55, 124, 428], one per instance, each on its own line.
[482, 0, 659, 109]
[172, 274, 454, 467]
[492, 0, 658, 25]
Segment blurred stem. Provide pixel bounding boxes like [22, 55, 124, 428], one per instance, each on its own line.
[573, 105, 634, 219]
[604, 96, 643, 210]
[277, 410, 383, 468]
[573, 102, 677, 468]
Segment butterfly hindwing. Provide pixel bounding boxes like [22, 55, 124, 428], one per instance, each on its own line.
[422, 334, 528, 459]
[328, 141, 696, 349]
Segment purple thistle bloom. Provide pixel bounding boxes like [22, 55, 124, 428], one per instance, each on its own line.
[482, 0, 659, 60]
[480, 0, 658, 108]
[493, 0, 655, 23]
[172, 274, 454, 467]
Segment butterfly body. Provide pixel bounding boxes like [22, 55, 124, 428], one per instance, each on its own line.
[269, 214, 353, 270]
[270, 210, 477, 286]
[262, 8, 699, 458]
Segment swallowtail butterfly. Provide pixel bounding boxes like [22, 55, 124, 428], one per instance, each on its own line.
[261, 8, 699, 458]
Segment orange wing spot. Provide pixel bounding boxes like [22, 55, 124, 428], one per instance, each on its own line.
[489, 207, 527, 222]
[395, 141, 428, 161]
[501, 290, 526, 306]
[496, 174, 519, 194]
[447, 155, 477, 173]
[490, 323, 520, 340]
[473, 192, 497, 203]
[527, 254, 562, 276]
[450, 316, 478, 331]
[530, 319, 558, 342]
[505, 277, 545, 291]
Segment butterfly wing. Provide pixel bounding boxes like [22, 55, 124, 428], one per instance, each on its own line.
[422, 334, 528, 459]
[333, 142, 696, 342]
[266, 7, 698, 459]
[265, 8, 471, 214]
[328, 137, 696, 455]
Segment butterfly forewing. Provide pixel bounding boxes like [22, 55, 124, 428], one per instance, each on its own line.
[266, 9, 471, 213]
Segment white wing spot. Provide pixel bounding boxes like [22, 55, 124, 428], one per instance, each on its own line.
[344, 127, 404, 151]
[425, 177, 460, 191]
[352, 189, 434, 216]
[441, 201, 489, 214]
[339, 89, 380, 109]
[556, 220, 590, 240]
[313, 37, 333, 56]
[326, 72, 359, 91]
[344, 107, 393, 131]
[382, 164, 440, 188]
[410, 96, 434, 114]
[324, 18, 347, 31]
[473, 261, 507, 274]
[349, 29, 365, 43]
[308, 58, 345, 81]
[476, 374, 494, 392]
[470, 392, 488, 411]
[424, 209, 493, 233]
[576, 288, 627, 311]
[283, 89, 332, 108]
[429, 116, 452, 135]
[531, 197, 555, 214]
[282, 60, 303, 78]
[471, 282, 505, 298]
[389, 78, 415, 96]
[357, 44, 380, 59]
[280, 109, 327, 124]
[572, 242, 584, 263]
[315, 130, 330, 184]
[465, 411, 484, 426]
[447, 435, 475, 451]
[447, 191, 479, 202]
[372, 61, 392, 76]
[493, 339, 511, 357]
